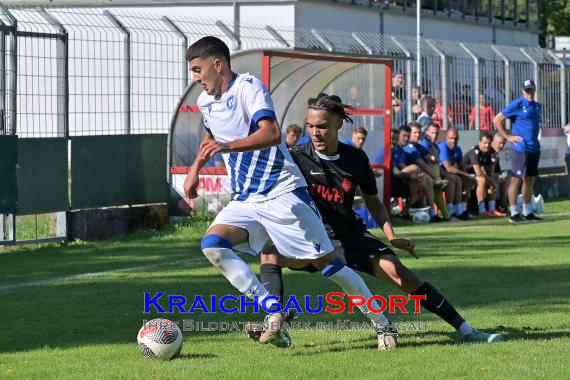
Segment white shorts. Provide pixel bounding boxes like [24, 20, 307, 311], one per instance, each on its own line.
[210, 187, 333, 260]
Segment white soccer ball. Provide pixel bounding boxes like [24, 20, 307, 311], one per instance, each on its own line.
[517, 193, 544, 214]
[207, 198, 225, 214]
[137, 318, 183, 360]
[412, 210, 430, 224]
[533, 194, 544, 214]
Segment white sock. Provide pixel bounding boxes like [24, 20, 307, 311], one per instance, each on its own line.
[478, 202, 486, 213]
[523, 203, 533, 216]
[327, 266, 390, 326]
[202, 247, 279, 309]
[458, 321, 474, 336]
[511, 206, 519, 217]
[488, 200, 496, 212]
[447, 204, 456, 216]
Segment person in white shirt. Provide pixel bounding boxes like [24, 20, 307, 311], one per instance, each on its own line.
[183, 36, 398, 347]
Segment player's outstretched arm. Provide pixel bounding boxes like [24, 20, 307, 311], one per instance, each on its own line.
[199, 118, 281, 159]
[362, 193, 418, 259]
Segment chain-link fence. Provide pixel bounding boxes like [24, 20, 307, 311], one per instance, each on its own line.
[0, 5, 566, 139]
[0, 4, 568, 246]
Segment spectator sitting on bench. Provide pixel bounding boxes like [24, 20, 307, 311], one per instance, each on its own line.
[463, 133, 506, 217]
[392, 125, 431, 212]
[409, 122, 449, 221]
[438, 128, 476, 220]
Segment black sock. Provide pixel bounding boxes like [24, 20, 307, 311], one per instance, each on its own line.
[411, 282, 465, 330]
[260, 264, 284, 306]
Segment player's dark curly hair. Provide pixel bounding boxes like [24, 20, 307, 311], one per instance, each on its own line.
[186, 36, 231, 68]
[307, 93, 355, 124]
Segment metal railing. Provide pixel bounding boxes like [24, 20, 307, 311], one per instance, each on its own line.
[0, 5, 565, 140]
[0, 4, 568, 246]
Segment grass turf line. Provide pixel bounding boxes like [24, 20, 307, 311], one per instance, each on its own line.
[1, 202, 570, 379]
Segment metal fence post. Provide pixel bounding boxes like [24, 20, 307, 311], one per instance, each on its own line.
[546, 50, 566, 127]
[216, 20, 240, 51]
[0, 22, 5, 131]
[310, 29, 334, 52]
[36, 10, 69, 239]
[162, 16, 188, 92]
[520, 48, 539, 102]
[461, 43, 480, 130]
[103, 11, 131, 134]
[265, 26, 290, 48]
[0, 2, 17, 136]
[0, 5, 17, 243]
[38, 9, 69, 137]
[491, 45, 511, 129]
[391, 36, 413, 123]
[427, 41, 448, 129]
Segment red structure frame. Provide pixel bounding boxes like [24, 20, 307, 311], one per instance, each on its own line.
[176, 49, 394, 208]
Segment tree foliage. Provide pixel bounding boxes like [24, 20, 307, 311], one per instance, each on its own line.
[539, 0, 570, 47]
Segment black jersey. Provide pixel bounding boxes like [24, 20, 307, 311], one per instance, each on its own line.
[492, 149, 502, 174]
[289, 142, 378, 237]
[463, 145, 494, 174]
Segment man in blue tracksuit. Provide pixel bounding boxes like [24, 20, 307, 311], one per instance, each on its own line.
[493, 79, 542, 222]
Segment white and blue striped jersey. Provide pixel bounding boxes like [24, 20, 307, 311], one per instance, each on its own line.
[197, 72, 306, 202]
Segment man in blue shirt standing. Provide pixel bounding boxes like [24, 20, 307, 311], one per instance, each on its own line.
[493, 79, 543, 222]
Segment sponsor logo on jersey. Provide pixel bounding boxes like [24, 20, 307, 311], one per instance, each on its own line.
[310, 183, 345, 203]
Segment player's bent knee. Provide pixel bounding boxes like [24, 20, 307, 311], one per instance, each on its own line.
[321, 258, 345, 277]
[201, 234, 233, 251]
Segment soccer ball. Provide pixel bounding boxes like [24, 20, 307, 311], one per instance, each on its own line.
[517, 193, 544, 214]
[412, 211, 430, 224]
[137, 318, 183, 360]
[207, 198, 225, 214]
[533, 194, 544, 214]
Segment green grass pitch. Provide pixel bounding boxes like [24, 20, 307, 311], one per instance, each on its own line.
[1, 201, 570, 379]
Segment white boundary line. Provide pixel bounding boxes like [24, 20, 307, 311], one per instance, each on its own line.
[0, 257, 207, 292]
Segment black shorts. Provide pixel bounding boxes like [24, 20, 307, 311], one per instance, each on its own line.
[511, 149, 540, 178]
[288, 231, 396, 276]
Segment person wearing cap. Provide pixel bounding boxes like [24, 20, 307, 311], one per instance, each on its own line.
[493, 79, 543, 222]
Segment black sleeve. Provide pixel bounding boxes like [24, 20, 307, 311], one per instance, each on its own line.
[463, 149, 476, 171]
[358, 151, 378, 196]
[494, 157, 502, 174]
[289, 143, 309, 168]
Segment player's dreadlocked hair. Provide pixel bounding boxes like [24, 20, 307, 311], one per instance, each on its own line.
[307, 93, 355, 124]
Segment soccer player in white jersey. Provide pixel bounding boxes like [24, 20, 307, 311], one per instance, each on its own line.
[183, 36, 396, 347]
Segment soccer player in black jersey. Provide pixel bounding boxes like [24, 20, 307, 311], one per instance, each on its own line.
[250, 93, 504, 348]
[463, 134, 506, 217]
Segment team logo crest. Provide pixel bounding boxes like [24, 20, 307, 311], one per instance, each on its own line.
[226, 95, 236, 110]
